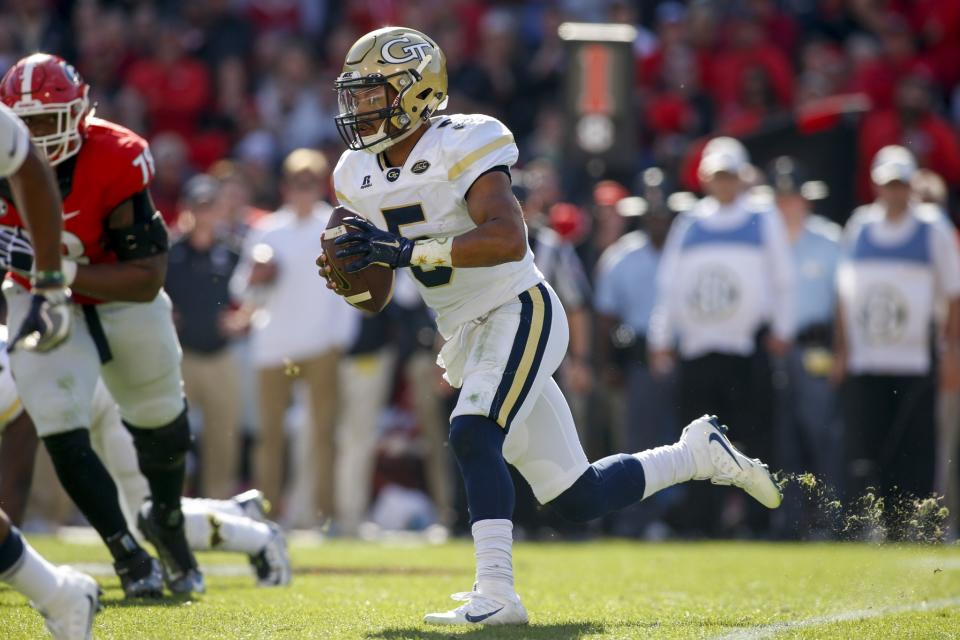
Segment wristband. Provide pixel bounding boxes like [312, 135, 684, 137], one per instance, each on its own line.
[410, 237, 453, 268]
[32, 270, 66, 290]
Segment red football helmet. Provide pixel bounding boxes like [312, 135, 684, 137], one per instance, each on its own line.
[0, 53, 90, 165]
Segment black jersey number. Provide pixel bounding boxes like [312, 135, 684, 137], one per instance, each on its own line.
[381, 204, 453, 288]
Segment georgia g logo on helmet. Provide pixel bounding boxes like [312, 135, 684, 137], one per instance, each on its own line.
[380, 37, 432, 64]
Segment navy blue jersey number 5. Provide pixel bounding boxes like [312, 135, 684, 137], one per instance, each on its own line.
[381, 204, 453, 287]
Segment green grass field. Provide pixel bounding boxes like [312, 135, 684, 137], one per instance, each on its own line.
[3, 537, 960, 639]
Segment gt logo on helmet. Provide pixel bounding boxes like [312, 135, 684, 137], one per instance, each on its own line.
[380, 37, 432, 64]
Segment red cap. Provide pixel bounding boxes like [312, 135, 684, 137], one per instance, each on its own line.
[593, 180, 629, 206]
[549, 202, 588, 242]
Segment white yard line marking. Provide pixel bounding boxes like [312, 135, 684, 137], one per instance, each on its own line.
[713, 596, 960, 640]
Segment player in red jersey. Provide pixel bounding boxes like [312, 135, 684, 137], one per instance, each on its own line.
[0, 53, 202, 597]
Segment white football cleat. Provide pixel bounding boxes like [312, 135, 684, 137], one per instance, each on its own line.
[681, 415, 782, 509]
[424, 589, 528, 626]
[35, 566, 100, 640]
[232, 489, 270, 522]
[251, 523, 292, 587]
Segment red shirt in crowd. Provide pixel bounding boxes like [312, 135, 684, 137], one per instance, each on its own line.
[125, 57, 210, 138]
[893, 0, 960, 88]
[709, 43, 793, 112]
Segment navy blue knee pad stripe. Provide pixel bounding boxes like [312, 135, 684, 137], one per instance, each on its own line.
[488, 283, 552, 430]
[0, 526, 25, 576]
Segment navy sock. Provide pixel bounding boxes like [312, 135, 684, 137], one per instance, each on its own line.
[0, 526, 25, 575]
[549, 454, 647, 523]
[448, 415, 515, 523]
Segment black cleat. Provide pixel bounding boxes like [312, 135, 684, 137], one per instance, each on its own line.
[137, 500, 206, 595]
[114, 551, 164, 599]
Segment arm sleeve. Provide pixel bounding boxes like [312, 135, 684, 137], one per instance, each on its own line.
[446, 116, 519, 201]
[763, 210, 796, 341]
[647, 217, 689, 351]
[0, 103, 30, 179]
[931, 220, 960, 299]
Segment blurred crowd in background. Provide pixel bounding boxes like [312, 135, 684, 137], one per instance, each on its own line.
[4, 0, 960, 541]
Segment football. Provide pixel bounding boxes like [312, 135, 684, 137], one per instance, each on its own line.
[321, 207, 395, 313]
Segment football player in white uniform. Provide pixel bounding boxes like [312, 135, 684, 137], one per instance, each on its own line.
[320, 27, 782, 626]
[0, 332, 291, 588]
[0, 101, 98, 640]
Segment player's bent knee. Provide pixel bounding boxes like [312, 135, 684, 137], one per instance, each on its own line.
[548, 467, 605, 523]
[548, 454, 647, 523]
[42, 428, 104, 485]
[124, 405, 192, 471]
[448, 415, 505, 464]
[43, 427, 95, 460]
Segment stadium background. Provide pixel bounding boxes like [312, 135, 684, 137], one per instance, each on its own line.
[2, 0, 959, 541]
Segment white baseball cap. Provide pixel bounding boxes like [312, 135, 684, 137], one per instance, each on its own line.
[870, 145, 917, 185]
[699, 136, 750, 179]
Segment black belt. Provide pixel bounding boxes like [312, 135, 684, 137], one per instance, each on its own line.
[82, 304, 113, 364]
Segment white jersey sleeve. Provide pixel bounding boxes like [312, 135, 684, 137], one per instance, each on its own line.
[443, 115, 519, 200]
[0, 103, 30, 179]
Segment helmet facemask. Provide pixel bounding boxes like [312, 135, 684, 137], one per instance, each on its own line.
[14, 91, 89, 166]
[334, 54, 442, 154]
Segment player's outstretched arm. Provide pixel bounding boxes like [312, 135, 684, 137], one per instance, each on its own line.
[4, 139, 72, 353]
[7, 145, 63, 274]
[69, 194, 167, 303]
[452, 170, 527, 267]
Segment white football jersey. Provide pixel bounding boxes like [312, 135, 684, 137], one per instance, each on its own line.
[0, 102, 29, 179]
[333, 113, 543, 337]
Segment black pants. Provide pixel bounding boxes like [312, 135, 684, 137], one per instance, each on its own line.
[674, 351, 775, 536]
[843, 374, 936, 504]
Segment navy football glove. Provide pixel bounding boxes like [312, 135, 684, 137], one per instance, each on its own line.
[334, 216, 414, 272]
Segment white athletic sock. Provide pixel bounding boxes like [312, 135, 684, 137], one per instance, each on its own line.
[472, 519, 515, 599]
[634, 441, 697, 500]
[2, 537, 63, 609]
[182, 504, 272, 554]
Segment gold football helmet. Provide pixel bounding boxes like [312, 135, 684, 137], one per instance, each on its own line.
[334, 26, 448, 154]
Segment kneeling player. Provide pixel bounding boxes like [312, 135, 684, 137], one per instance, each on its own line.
[322, 27, 783, 625]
